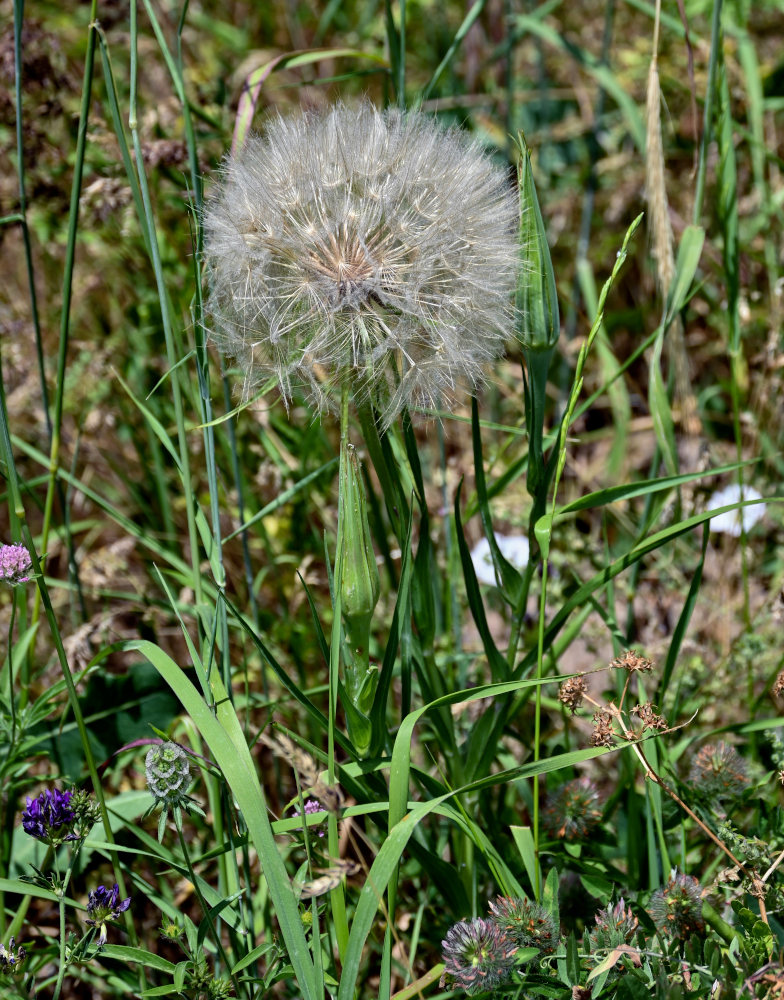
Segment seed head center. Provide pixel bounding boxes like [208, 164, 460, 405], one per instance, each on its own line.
[308, 224, 383, 304]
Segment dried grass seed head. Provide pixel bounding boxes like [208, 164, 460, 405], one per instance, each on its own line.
[204, 102, 520, 425]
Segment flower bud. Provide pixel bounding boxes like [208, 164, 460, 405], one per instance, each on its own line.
[516, 139, 560, 355]
[145, 742, 191, 808]
[339, 444, 380, 672]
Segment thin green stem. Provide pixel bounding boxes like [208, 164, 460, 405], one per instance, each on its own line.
[52, 883, 68, 1000]
[128, 0, 204, 619]
[174, 814, 244, 998]
[327, 382, 350, 960]
[692, 0, 724, 224]
[28, 0, 99, 678]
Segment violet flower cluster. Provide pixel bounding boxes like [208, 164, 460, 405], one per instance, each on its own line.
[0, 543, 32, 586]
[21, 788, 78, 846]
[86, 884, 132, 946]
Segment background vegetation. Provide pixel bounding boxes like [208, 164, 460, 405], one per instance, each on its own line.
[1, 0, 783, 997]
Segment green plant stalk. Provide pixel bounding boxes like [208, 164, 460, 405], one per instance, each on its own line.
[13, 0, 50, 442]
[328, 382, 350, 960]
[716, 59, 752, 646]
[0, 320, 137, 968]
[692, 0, 724, 224]
[0, 589, 20, 936]
[28, 0, 99, 684]
[531, 526, 549, 902]
[529, 216, 642, 886]
[52, 838, 90, 1000]
[174, 813, 244, 997]
[52, 876, 68, 1000]
[128, 0, 204, 621]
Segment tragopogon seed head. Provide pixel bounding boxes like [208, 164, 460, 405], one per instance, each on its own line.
[204, 102, 519, 426]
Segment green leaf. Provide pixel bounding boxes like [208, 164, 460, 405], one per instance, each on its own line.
[663, 225, 705, 329]
[126, 640, 318, 1000]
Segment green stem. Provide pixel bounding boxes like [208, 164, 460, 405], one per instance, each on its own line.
[52, 885, 68, 1000]
[175, 814, 243, 998]
[327, 382, 350, 959]
[28, 0, 99, 684]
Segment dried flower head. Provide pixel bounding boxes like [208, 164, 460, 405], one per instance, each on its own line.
[488, 895, 559, 953]
[630, 701, 668, 733]
[86, 883, 132, 946]
[542, 777, 602, 841]
[0, 543, 32, 586]
[648, 870, 704, 939]
[204, 102, 519, 426]
[440, 917, 518, 995]
[558, 675, 587, 714]
[590, 709, 616, 748]
[21, 787, 78, 846]
[587, 898, 639, 951]
[687, 741, 748, 802]
[610, 650, 653, 673]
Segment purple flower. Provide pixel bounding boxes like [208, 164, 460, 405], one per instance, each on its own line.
[290, 798, 325, 837]
[0, 544, 32, 586]
[0, 936, 26, 972]
[440, 917, 518, 995]
[86, 884, 132, 946]
[21, 788, 78, 845]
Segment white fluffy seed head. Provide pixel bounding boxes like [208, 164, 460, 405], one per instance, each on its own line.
[204, 102, 519, 425]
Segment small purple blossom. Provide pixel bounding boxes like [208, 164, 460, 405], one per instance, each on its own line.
[0, 544, 32, 586]
[0, 937, 26, 972]
[21, 787, 78, 845]
[290, 798, 325, 837]
[86, 884, 132, 946]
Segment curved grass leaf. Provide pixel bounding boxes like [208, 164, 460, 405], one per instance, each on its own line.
[125, 639, 318, 1000]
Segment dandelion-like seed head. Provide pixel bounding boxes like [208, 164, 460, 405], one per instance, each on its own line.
[0, 543, 32, 586]
[204, 102, 520, 426]
[86, 883, 132, 946]
[440, 917, 518, 995]
[688, 741, 748, 803]
[488, 895, 560, 953]
[541, 777, 602, 841]
[648, 870, 704, 939]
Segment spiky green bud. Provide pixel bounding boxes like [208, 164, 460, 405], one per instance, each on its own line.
[516, 137, 559, 503]
[516, 138, 560, 355]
